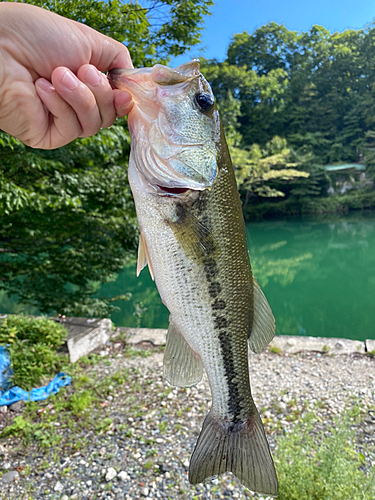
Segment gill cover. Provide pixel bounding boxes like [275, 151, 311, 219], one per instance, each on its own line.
[109, 60, 219, 193]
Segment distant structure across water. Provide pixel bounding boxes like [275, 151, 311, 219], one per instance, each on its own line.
[325, 163, 367, 194]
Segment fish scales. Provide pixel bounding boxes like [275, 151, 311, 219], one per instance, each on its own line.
[109, 60, 278, 496]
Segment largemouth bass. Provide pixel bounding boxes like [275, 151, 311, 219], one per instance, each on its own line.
[109, 60, 278, 496]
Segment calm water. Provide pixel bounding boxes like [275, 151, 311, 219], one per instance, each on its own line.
[2, 213, 375, 341]
[99, 212, 375, 341]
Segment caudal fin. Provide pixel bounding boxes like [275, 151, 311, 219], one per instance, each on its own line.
[189, 410, 278, 497]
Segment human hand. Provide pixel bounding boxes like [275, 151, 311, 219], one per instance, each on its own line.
[0, 2, 133, 149]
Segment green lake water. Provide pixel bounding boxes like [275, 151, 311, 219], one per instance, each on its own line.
[99, 212, 375, 341]
[2, 213, 375, 341]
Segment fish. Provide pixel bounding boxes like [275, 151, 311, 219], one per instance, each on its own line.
[108, 60, 278, 496]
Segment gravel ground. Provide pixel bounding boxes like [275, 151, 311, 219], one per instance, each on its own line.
[0, 343, 374, 500]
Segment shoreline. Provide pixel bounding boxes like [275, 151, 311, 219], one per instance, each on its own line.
[0, 333, 374, 499]
[119, 326, 374, 356]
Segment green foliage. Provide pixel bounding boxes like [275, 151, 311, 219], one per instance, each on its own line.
[9, 0, 213, 66]
[275, 413, 375, 499]
[204, 21, 375, 164]
[0, 125, 138, 316]
[201, 58, 331, 211]
[0, 0, 213, 315]
[0, 315, 67, 390]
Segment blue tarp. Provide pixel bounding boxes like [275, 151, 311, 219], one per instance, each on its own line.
[0, 346, 12, 392]
[0, 372, 71, 406]
[0, 344, 71, 406]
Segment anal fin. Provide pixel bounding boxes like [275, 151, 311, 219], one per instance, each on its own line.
[189, 409, 278, 496]
[248, 276, 275, 353]
[163, 321, 203, 387]
[137, 229, 155, 280]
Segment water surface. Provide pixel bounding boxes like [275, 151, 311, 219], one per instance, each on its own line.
[98, 212, 375, 341]
[2, 213, 375, 341]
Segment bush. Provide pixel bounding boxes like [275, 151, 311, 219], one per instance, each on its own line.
[0, 315, 68, 390]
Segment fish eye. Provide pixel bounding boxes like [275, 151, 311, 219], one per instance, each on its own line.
[194, 92, 214, 112]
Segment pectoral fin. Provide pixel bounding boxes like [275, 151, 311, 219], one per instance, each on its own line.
[163, 320, 203, 387]
[248, 277, 275, 353]
[137, 230, 155, 280]
[169, 206, 217, 262]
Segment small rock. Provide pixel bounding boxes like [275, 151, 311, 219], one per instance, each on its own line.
[9, 400, 25, 412]
[54, 481, 64, 492]
[287, 338, 296, 347]
[279, 401, 288, 414]
[335, 341, 344, 349]
[61, 496, 69, 500]
[141, 487, 149, 496]
[105, 467, 117, 481]
[118, 471, 130, 481]
[1, 471, 19, 484]
[0, 406, 7, 413]
[3, 462, 11, 470]
[182, 459, 189, 469]
[158, 463, 172, 473]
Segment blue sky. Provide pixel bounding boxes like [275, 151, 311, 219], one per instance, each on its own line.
[172, 0, 375, 65]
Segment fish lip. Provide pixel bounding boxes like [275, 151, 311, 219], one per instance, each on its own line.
[107, 67, 153, 89]
[108, 68, 151, 76]
[108, 62, 200, 91]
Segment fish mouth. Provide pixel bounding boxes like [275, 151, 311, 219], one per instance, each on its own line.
[108, 60, 201, 93]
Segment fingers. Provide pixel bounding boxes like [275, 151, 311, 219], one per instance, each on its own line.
[77, 64, 116, 129]
[51, 66, 107, 137]
[35, 77, 82, 149]
[113, 89, 134, 117]
[34, 64, 133, 149]
[53, 65, 133, 134]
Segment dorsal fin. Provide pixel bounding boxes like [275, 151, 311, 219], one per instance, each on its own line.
[248, 277, 275, 353]
[137, 229, 155, 281]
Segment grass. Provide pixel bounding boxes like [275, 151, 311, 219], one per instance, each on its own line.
[0, 365, 131, 449]
[269, 344, 282, 354]
[275, 410, 375, 500]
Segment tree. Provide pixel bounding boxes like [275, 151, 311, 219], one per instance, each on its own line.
[211, 22, 375, 164]
[0, 0, 213, 316]
[233, 137, 310, 208]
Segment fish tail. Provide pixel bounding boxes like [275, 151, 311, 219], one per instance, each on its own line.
[189, 409, 278, 497]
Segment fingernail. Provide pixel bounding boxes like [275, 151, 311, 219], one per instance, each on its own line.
[61, 69, 78, 90]
[85, 66, 102, 86]
[37, 78, 55, 93]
